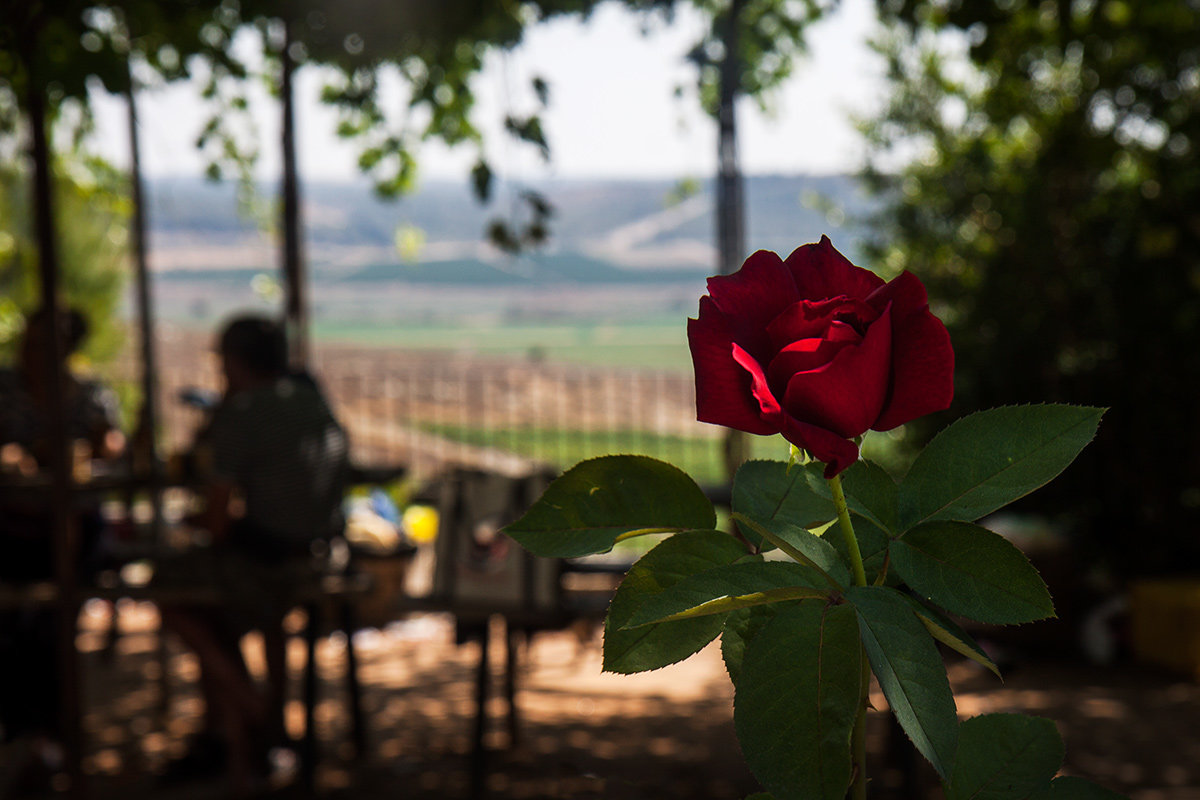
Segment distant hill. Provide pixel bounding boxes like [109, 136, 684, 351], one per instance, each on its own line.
[146, 173, 878, 286]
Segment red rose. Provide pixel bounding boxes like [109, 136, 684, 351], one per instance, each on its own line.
[687, 236, 954, 477]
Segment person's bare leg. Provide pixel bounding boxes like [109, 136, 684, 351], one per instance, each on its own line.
[162, 609, 266, 720]
[161, 607, 268, 790]
[262, 623, 288, 746]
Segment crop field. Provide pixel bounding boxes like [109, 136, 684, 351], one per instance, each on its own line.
[135, 321, 905, 487]
[311, 317, 694, 371]
[145, 324, 760, 484]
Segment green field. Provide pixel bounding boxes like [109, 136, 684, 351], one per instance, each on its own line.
[313, 318, 694, 370]
[418, 423, 789, 486]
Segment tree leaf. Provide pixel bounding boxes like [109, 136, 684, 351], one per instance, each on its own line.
[899, 405, 1105, 531]
[1027, 777, 1130, 800]
[901, 595, 1002, 679]
[503, 455, 716, 558]
[735, 601, 861, 800]
[891, 521, 1054, 624]
[624, 561, 830, 628]
[722, 602, 797, 687]
[847, 585, 958, 778]
[732, 460, 836, 551]
[603, 530, 747, 674]
[945, 713, 1064, 800]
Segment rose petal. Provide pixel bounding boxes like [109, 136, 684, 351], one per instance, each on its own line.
[766, 297, 877, 349]
[765, 325, 861, 394]
[705, 250, 800, 336]
[688, 303, 779, 436]
[784, 236, 884, 303]
[866, 269, 929, 317]
[873, 306, 954, 431]
[782, 304, 894, 439]
[731, 343, 784, 424]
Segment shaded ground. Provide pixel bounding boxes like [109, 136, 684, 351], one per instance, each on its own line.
[20, 602, 1200, 799]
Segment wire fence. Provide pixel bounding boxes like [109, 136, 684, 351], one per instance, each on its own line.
[131, 329, 734, 484]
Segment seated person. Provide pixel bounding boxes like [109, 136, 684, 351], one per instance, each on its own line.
[0, 306, 125, 786]
[161, 314, 349, 791]
[0, 306, 125, 578]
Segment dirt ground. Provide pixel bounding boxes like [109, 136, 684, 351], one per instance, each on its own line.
[15, 601, 1194, 800]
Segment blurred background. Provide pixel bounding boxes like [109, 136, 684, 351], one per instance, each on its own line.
[2, 0, 1199, 798]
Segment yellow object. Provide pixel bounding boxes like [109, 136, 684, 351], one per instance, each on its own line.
[1129, 579, 1200, 679]
[403, 505, 439, 544]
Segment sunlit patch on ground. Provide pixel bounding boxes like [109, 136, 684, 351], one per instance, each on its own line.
[15, 606, 1200, 798]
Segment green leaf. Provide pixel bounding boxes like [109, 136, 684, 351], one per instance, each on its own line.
[732, 515, 849, 587]
[1027, 777, 1129, 800]
[801, 459, 899, 534]
[735, 601, 861, 800]
[732, 460, 836, 551]
[722, 602, 796, 686]
[847, 585, 958, 778]
[840, 459, 900, 533]
[503, 455, 716, 558]
[891, 521, 1054, 624]
[901, 595, 1001, 678]
[766, 523, 852, 586]
[899, 405, 1105, 531]
[945, 714, 1064, 800]
[826, 516, 890, 585]
[603, 531, 747, 674]
[624, 561, 830, 628]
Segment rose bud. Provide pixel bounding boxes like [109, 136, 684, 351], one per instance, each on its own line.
[687, 236, 954, 477]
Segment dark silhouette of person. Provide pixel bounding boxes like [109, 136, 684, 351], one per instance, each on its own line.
[161, 314, 348, 792]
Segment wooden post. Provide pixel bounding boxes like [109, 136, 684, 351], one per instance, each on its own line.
[125, 63, 165, 536]
[716, 0, 750, 479]
[279, 19, 309, 370]
[24, 38, 86, 798]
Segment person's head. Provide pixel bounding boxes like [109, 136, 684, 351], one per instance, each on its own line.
[216, 314, 288, 393]
[18, 306, 87, 381]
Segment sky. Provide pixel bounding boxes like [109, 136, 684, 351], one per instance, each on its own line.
[90, 0, 885, 183]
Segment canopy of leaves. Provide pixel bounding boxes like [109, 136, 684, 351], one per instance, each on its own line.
[863, 0, 1200, 573]
[0, 156, 129, 365]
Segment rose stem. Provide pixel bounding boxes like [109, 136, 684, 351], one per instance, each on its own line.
[829, 472, 869, 800]
[829, 474, 867, 587]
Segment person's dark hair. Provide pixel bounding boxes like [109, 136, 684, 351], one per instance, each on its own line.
[217, 314, 288, 376]
[25, 306, 87, 353]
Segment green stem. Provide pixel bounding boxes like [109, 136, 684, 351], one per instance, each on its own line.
[828, 472, 868, 800]
[829, 474, 867, 588]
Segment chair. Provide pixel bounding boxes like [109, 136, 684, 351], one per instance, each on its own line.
[427, 466, 564, 798]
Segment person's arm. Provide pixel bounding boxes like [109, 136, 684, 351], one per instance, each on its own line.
[201, 397, 251, 544]
[203, 479, 237, 544]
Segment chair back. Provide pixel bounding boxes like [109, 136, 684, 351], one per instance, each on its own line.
[431, 467, 560, 617]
